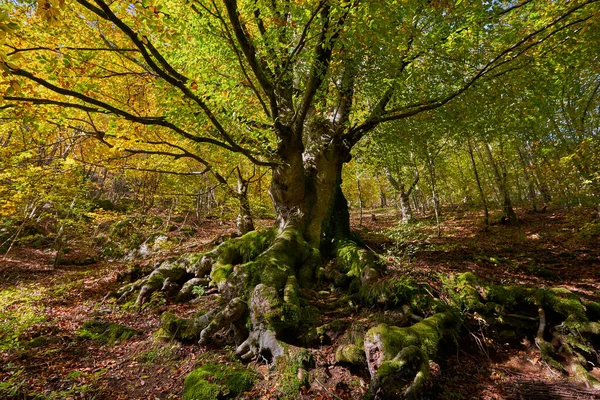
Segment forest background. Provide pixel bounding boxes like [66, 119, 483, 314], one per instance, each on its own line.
[0, 0, 599, 398]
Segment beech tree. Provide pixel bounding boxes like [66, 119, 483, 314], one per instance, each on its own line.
[2, 0, 600, 396]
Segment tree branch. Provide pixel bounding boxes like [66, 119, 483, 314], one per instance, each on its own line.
[223, 0, 277, 115]
[345, 0, 597, 145]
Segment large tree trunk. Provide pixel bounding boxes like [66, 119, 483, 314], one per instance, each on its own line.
[269, 121, 352, 252]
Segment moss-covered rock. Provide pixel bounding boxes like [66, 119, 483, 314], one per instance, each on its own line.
[77, 320, 139, 345]
[183, 362, 255, 400]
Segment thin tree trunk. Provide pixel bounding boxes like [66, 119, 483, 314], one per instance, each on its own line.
[355, 167, 364, 226]
[384, 167, 418, 223]
[424, 152, 441, 236]
[376, 173, 387, 208]
[517, 146, 538, 212]
[235, 167, 255, 235]
[467, 138, 489, 229]
[523, 143, 552, 206]
[484, 142, 518, 225]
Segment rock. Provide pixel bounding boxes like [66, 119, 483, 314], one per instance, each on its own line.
[152, 235, 171, 252]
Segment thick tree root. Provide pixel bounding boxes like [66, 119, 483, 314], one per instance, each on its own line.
[105, 253, 210, 305]
[108, 225, 600, 398]
[333, 239, 385, 288]
[445, 272, 600, 389]
[118, 228, 325, 365]
[364, 312, 460, 399]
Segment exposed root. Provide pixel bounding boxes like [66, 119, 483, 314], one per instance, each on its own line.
[333, 239, 385, 288]
[115, 227, 324, 369]
[106, 224, 600, 399]
[445, 272, 600, 389]
[105, 253, 209, 305]
[198, 297, 247, 345]
[364, 312, 460, 399]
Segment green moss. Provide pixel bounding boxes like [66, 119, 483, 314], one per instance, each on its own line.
[277, 348, 312, 399]
[210, 263, 234, 285]
[78, 320, 139, 345]
[486, 285, 523, 310]
[183, 362, 255, 400]
[372, 345, 432, 399]
[584, 300, 600, 321]
[283, 276, 300, 306]
[210, 228, 315, 297]
[335, 344, 366, 365]
[158, 311, 205, 341]
[444, 272, 486, 312]
[525, 264, 558, 279]
[365, 312, 459, 362]
[334, 239, 381, 278]
[358, 276, 425, 309]
[213, 229, 276, 266]
[183, 377, 220, 400]
[571, 362, 600, 389]
[249, 284, 301, 333]
[136, 343, 180, 364]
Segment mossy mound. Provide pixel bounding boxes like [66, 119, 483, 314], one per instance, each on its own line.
[77, 320, 139, 345]
[158, 311, 208, 341]
[183, 362, 255, 400]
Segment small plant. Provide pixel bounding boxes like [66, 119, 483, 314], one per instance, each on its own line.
[192, 285, 206, 297]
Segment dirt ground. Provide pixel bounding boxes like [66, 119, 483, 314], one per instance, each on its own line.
[1, 207, 599, 399]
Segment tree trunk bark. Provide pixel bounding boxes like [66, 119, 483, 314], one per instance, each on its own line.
[376, 174, 387, 207]
[356, 166, 364, 226]
[268, 122, 352, 253]
[385, 167, 418, 223]
[424, 152, 441, 236]
[399, 192, 413, 223]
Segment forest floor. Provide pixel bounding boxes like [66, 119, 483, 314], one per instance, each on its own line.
[1, 207, 599, 399]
